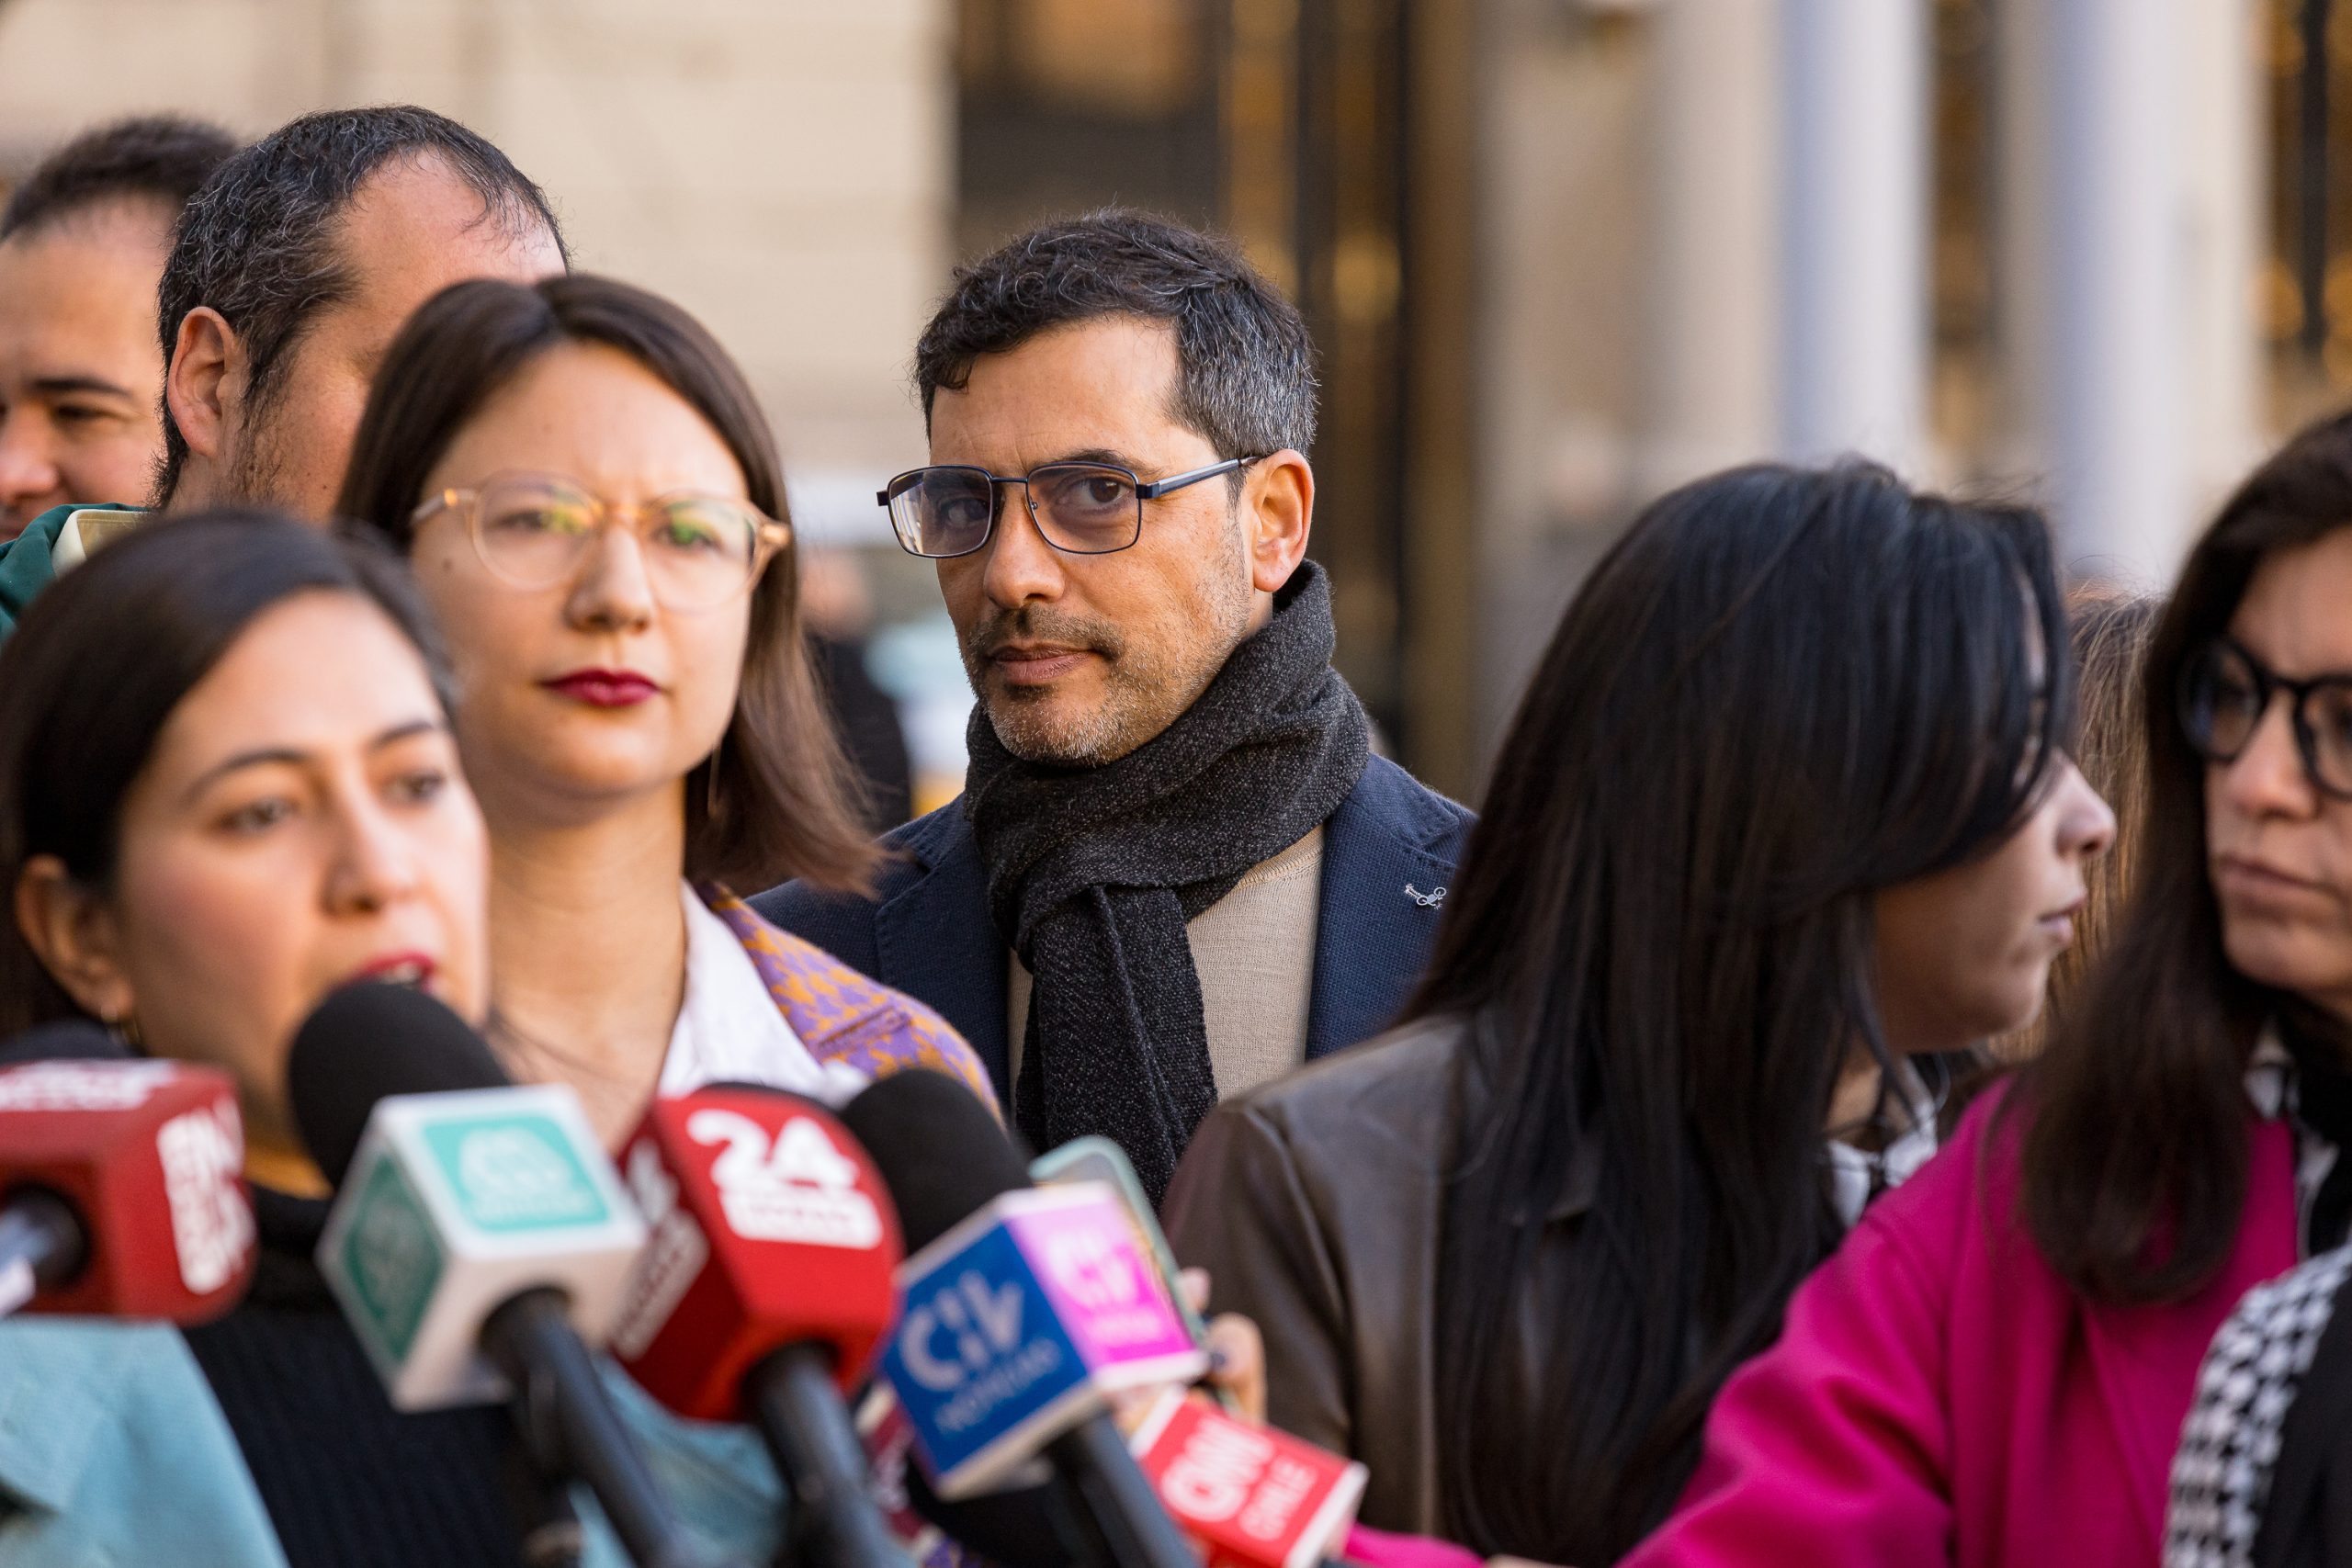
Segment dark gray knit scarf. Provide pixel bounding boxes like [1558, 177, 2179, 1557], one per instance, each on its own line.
[963, 562, 1370, 1203]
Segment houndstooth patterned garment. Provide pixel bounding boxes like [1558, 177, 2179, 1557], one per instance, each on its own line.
[2165, 1246, 2352, 1568]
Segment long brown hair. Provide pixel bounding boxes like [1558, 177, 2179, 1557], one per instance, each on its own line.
[2018, 408, 2352, 1303]
[334, 274, 872, 896]
[1991, 584, 2162, 1061]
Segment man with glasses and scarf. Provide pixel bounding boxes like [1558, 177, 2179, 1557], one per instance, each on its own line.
[757, 209, 1470, 1203]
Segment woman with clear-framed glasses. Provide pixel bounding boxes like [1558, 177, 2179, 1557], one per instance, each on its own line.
[336, 275, 992, 1153]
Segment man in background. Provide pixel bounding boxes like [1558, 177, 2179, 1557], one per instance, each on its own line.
[759, 210, 1472, 1200]
[0, 115, 238, 541]
[0, 103, 570, 636]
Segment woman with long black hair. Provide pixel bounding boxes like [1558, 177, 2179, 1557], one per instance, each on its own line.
[1163, 461, 2114, 1565]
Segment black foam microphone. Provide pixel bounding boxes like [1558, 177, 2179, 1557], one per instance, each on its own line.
[0, 1019, 129, 1068]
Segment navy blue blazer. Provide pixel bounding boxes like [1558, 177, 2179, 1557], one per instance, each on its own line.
[751, 754, 1474, 1105]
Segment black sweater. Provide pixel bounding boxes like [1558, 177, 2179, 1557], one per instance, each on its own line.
[179, 1187, 553, 1568]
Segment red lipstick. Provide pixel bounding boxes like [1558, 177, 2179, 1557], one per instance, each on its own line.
[345, 952, 436, 989]
[542, 669, 658, 707]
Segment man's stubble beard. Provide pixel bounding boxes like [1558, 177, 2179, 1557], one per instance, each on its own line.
[966, 526, 1255, 769]
[224, 412, 294, 513]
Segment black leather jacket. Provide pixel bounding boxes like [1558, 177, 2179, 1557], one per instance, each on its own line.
[1163, 1013, 1599, 1540]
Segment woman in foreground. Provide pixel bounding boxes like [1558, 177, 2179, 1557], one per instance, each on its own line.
[0, 513, 779, 1567]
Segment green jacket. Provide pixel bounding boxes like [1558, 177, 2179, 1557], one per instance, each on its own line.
[0, 502, 148, 638]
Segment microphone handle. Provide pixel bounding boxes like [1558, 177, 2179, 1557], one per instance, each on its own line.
[1045, 1415, 1201, 1568]
[502, 1434, 589, 1568]
[484, 1287, 752, 1568]
[743, 1346, 917, 1568]
[0, 1190, 84, 1317]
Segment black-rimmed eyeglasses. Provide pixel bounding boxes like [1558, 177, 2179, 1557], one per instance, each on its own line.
[2178, 636, 2352, 799]
[876, 457, 1260, 558]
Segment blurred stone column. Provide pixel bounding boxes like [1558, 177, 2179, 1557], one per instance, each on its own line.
[1778, 0, 1930, 471]
[2002, 0, 2205, 581]
[1634, 0, 1779, 496]
[2179, 0, 2267, 542]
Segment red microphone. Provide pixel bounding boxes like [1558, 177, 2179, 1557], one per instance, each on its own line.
[612, 1084, 914, 1568]
[1129, 1392, 1369, 1568]
[0, 1052, 255, 1323]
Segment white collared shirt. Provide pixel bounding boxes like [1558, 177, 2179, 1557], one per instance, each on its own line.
[657, 884, 865, 1106]
[1826, 1058, 1944, 1228]
[2245, 1023, 2340, 1257]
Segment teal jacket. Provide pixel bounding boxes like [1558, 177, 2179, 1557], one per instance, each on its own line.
[0, 1317, 786, 1567]
[0, 503, 146, 640]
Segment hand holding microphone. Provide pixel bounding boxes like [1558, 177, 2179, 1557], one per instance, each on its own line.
[611, 1083, 917, 1568]
[0, 1021, 254, 1322]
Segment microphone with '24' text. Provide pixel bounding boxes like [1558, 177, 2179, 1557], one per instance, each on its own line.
[612, 1083, 917, 1568]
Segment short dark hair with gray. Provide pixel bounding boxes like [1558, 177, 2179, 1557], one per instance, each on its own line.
[914, 208, 1317, 462]
[154, 105, 569, 502]
[0, 114, 239, 241]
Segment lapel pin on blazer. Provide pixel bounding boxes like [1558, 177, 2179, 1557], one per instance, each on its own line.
[1404, 884, 1447, 908]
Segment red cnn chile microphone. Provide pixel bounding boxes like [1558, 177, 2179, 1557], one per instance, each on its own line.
[1128, 1392, 1367, 1568]
[613, 1083, 917, 1568]
[0, 1023, 255, 1323]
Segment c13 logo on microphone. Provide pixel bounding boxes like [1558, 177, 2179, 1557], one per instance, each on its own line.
[686, 1108, 884, 1247]
[423, 1113, 609, 1233]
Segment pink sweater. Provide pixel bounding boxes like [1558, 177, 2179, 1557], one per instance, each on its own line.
[1623, 1094, 2300, 1568]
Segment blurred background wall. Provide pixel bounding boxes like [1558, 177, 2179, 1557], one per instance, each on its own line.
[0, 0, 2324, 807]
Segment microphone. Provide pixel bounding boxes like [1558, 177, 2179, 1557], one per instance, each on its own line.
[838, 1068, 1204, 1568]
[288, 983, 746, 1568]
[610, 1083, 913, 1568]
[1127, 1392, 1367, 1568]
[0, 1018, 140, 1067]
[0, 1031, 254, 1323]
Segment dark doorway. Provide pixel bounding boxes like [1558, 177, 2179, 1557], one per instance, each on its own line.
[952, 0, 1477, 788]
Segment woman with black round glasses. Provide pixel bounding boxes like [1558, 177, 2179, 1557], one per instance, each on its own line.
[2160, 463, 2352, 1567]
[1624, 409, 2352, 1568]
